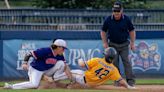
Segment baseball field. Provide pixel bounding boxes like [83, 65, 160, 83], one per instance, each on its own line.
[0, 78, 164, 92]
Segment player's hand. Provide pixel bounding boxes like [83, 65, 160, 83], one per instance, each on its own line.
[130, 42, 136, 52]
[43, 75, 54, 83]
[78, 58, 85, 67]
[22, 63, 28, 70]
[103, 42, 108, 48]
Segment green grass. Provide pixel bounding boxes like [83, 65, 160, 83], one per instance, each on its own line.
[1, 78, 164, 87]
[135, 78, 164, 85]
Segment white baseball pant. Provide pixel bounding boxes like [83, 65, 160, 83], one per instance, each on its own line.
[11, 60, 65, 89]
[53, 69, 86, 86]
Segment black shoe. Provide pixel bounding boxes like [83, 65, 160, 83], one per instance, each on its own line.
[128, 83, 134, 87]
[127, 79, 135, 87]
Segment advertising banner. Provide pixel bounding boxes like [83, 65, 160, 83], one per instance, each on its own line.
[3, 39, 164, 78]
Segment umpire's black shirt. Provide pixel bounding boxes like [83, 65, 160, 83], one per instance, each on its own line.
[102, 15, 134, 44]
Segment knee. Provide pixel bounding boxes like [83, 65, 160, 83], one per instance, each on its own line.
[56, 60, 65, 69]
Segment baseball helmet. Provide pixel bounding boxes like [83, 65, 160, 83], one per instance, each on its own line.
[103, 47, 117, 63]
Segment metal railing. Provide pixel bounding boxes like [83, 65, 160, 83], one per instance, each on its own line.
[0, 9, 164, 31]
[1, 23, 164, 31]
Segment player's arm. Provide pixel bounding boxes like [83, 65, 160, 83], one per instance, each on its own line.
[23, 53, 32, 63]
[78, 58, 97, 69]
[94, 79, 136, 90]
[78, 58, 86, 68]
[64, 64, 75, 83]
[22, 53, 33, 70]
[101, 17, 109, 49]
[110, 67, 136, 89]
[129, 30, 136, 51]
[129, 30, 135, 44]
[101, 31, 108, 48]
[118, 79, 136, 89]
[117, 78, 129, 88]
[112, 72, 136, 89]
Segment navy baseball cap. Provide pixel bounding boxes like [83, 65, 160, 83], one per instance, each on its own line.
[112, 1, 123, 11]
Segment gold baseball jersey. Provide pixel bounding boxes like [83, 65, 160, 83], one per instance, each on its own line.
[84, 58, 122, 87]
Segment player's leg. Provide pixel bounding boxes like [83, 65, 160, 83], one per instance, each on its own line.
[66, 70, 88, 89]
[52, 61, 66, 80]
[39, 68, 79, 89]
[51, 69, 86, 89]
[71, 70, 85, 83]
[39, 61, 67, 89]
[39, 69, 86, 89]
[11, 66, 44, 89]
[120, 46, 135, 86]
[53, 69, 84, 81]
[44, 60, 85, 82]
[44, 60, 65, 79]
[44, 60, 65, 77]
[113, 48, 120, 86]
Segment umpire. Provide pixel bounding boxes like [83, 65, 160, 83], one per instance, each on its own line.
[100, 1, 136, 86]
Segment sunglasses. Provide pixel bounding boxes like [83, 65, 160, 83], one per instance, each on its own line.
[113, 10, 121, 12]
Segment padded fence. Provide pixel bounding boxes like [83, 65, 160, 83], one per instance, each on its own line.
[1, 31, 164, 79]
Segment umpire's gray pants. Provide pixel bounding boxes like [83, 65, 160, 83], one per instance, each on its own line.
[109, 41, 135, 85]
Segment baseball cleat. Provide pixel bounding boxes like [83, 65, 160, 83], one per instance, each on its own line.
[4, 83, 13, 89]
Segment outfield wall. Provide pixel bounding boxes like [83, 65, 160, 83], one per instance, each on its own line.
[0, 31, 164, 79]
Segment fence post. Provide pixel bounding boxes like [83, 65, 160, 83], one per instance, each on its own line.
[0, 31, 3, 79]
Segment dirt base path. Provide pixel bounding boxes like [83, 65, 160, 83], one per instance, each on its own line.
[95, 85, 164, 92]
[1, 85, 164, 92]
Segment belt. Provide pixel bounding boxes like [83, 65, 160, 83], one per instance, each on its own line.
[109, 41, 130, 48]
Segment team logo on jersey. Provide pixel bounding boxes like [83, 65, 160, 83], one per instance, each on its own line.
[129, 41, 161, 71]
[46, 58, 57, 64]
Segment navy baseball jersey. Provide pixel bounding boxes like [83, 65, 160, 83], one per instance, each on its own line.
[30, 47, 65, 71]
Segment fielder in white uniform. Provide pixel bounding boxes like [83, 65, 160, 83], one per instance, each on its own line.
[4, 39, 73, 89]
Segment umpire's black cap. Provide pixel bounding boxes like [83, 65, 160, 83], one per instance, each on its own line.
[112, 1, 123, 11]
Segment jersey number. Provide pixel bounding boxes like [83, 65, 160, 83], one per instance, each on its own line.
[95, 68, 110, 79]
